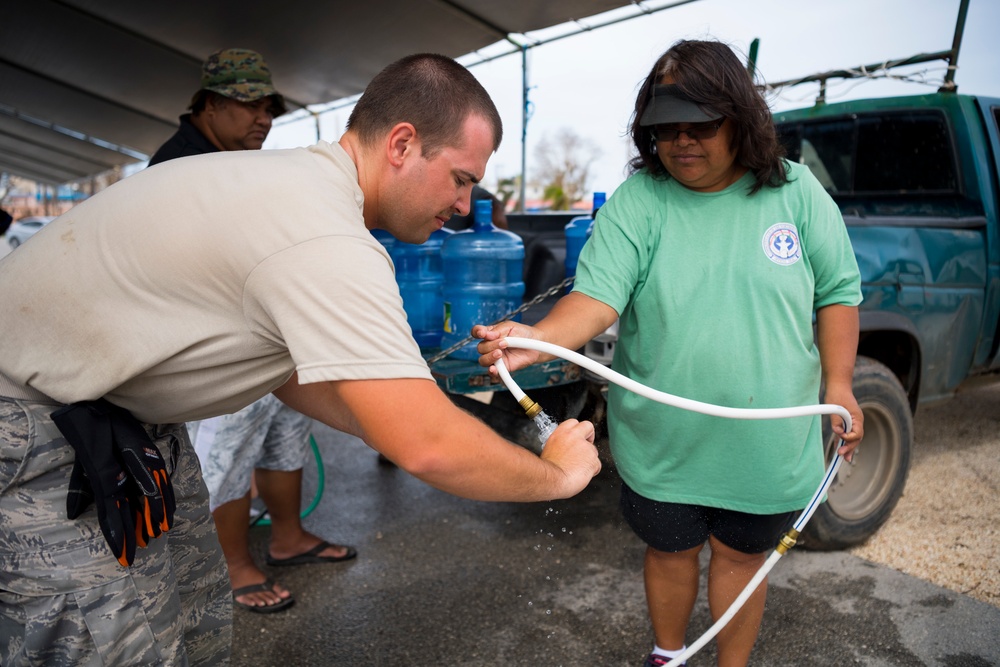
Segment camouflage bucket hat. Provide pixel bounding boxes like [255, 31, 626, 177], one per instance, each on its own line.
[199, 48, 287, 115]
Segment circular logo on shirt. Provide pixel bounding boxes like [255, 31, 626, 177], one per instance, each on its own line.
[762, 223, 801, 266]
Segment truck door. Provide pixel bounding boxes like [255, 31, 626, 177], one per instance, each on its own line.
[971, 98, 1000, 370]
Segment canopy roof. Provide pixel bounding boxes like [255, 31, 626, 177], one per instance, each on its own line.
[1, 0, 635, 184]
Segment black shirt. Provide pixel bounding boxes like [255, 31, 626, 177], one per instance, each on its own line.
[147, 115, 219, 166]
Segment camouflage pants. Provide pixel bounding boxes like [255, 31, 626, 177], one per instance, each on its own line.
[0, 397, 232, 666]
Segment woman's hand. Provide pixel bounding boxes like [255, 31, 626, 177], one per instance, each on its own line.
[473, 321, 546, 374]
[824, 383, 864, 462]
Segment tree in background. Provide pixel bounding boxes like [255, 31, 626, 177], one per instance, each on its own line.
[532, 127, 601, 210]
[496, 175, 519, 212]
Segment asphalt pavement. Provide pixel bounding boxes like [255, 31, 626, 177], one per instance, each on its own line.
[3, 233, 996, 665]
[232, 418, 1000, 667]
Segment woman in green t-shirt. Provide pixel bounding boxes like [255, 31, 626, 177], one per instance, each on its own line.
[475, 40, 864, 667]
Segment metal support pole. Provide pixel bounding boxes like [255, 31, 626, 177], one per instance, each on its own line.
[519, 44, 528, 214]
[747, 38, 759, 77]
[940, 0, 970, 92]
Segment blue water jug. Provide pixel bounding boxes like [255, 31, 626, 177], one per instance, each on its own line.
[564, 191, 605, 289]
[441, 199, 525, 360]
[392, 228, 453, 349]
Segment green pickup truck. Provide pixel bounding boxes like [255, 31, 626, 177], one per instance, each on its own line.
[772, 91, 1000, 547]
[428, 88, 1000, 551]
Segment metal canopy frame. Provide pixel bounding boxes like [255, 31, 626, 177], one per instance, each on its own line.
[1, 0, 652, 185]
[765, 0, 970, 103]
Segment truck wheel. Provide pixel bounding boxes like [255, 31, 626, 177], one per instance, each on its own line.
[800, 356, 912, 550]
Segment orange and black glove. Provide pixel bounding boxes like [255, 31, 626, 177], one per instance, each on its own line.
[52, 399, 175, 565]
[52, 402, 137, 567]
[105, 402, 175, 545]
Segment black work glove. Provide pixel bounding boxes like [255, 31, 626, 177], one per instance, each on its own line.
[105, 402, 176, 544]
[65, 456, 95, 521]
[52, 399, 175, 566]
[51, 402, 136, 567]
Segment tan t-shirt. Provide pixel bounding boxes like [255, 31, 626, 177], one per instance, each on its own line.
[0, 142, 432, 423]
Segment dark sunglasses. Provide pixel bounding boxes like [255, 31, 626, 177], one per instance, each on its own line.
[650, 119, 725, 142]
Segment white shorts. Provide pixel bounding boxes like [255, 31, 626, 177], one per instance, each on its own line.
[187, 395, 312, 510]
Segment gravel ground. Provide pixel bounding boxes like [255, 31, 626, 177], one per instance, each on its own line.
[848, 379, 1000, 608]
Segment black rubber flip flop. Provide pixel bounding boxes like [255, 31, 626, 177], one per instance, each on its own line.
[266, 540, 358, 566]
[232, 579, 295, 614]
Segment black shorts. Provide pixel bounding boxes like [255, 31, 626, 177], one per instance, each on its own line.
[620, 482, 798, 555]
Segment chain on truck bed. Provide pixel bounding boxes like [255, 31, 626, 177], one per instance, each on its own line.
[425, 275, 576, 366]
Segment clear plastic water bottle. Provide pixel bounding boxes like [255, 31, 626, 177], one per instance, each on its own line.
[441, 199, 525, 360]
[564, 191, 605, 288]
[392, 228, 454, 349]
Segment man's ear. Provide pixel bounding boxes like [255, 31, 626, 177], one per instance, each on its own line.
[386, 122, 418, 167]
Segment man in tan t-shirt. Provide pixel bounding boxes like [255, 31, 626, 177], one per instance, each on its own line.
[0, 54, 600, 665]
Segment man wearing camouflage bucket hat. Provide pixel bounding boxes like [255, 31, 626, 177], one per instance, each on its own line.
[150, 48, 355, 617]
[148, 48, 287, 165]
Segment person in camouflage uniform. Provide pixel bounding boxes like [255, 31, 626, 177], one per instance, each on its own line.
[0, 52, 601, 666]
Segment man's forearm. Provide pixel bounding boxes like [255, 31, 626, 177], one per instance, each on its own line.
[275, 374, 599, 502]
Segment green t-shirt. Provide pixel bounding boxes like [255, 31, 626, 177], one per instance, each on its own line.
[574, 162, 862, 513]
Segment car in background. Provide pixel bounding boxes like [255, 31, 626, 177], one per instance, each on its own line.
[5, 216, 55, 249]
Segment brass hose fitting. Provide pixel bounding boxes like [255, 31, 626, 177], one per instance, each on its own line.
[775, 528, 800, 555]
[518, 395, 542, 418]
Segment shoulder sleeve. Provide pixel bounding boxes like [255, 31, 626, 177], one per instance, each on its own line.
[242, 236, 433, 384]
[792, 164, 863, 309]
[573, 175, 656, 314]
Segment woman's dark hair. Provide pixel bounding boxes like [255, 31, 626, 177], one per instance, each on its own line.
[628, 40, 788, 194]
[347, 53, 502, 158]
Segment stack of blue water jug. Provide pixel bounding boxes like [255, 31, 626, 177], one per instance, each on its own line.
[441, 199, 525, 359]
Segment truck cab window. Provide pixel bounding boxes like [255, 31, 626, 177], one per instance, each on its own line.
[855, 113, 956, 193]
[778, 112, 957, 196]
[777, 119, 852, 193]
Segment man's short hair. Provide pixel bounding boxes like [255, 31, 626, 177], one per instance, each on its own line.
[346, 53, 502, 158]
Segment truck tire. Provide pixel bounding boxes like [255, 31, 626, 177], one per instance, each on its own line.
[800, 356, 912, 550]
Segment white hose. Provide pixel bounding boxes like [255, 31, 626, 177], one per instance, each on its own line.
[495, 336, 852, 667]
[494, 357, 526, 403]
[502, 338, 852, 427]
